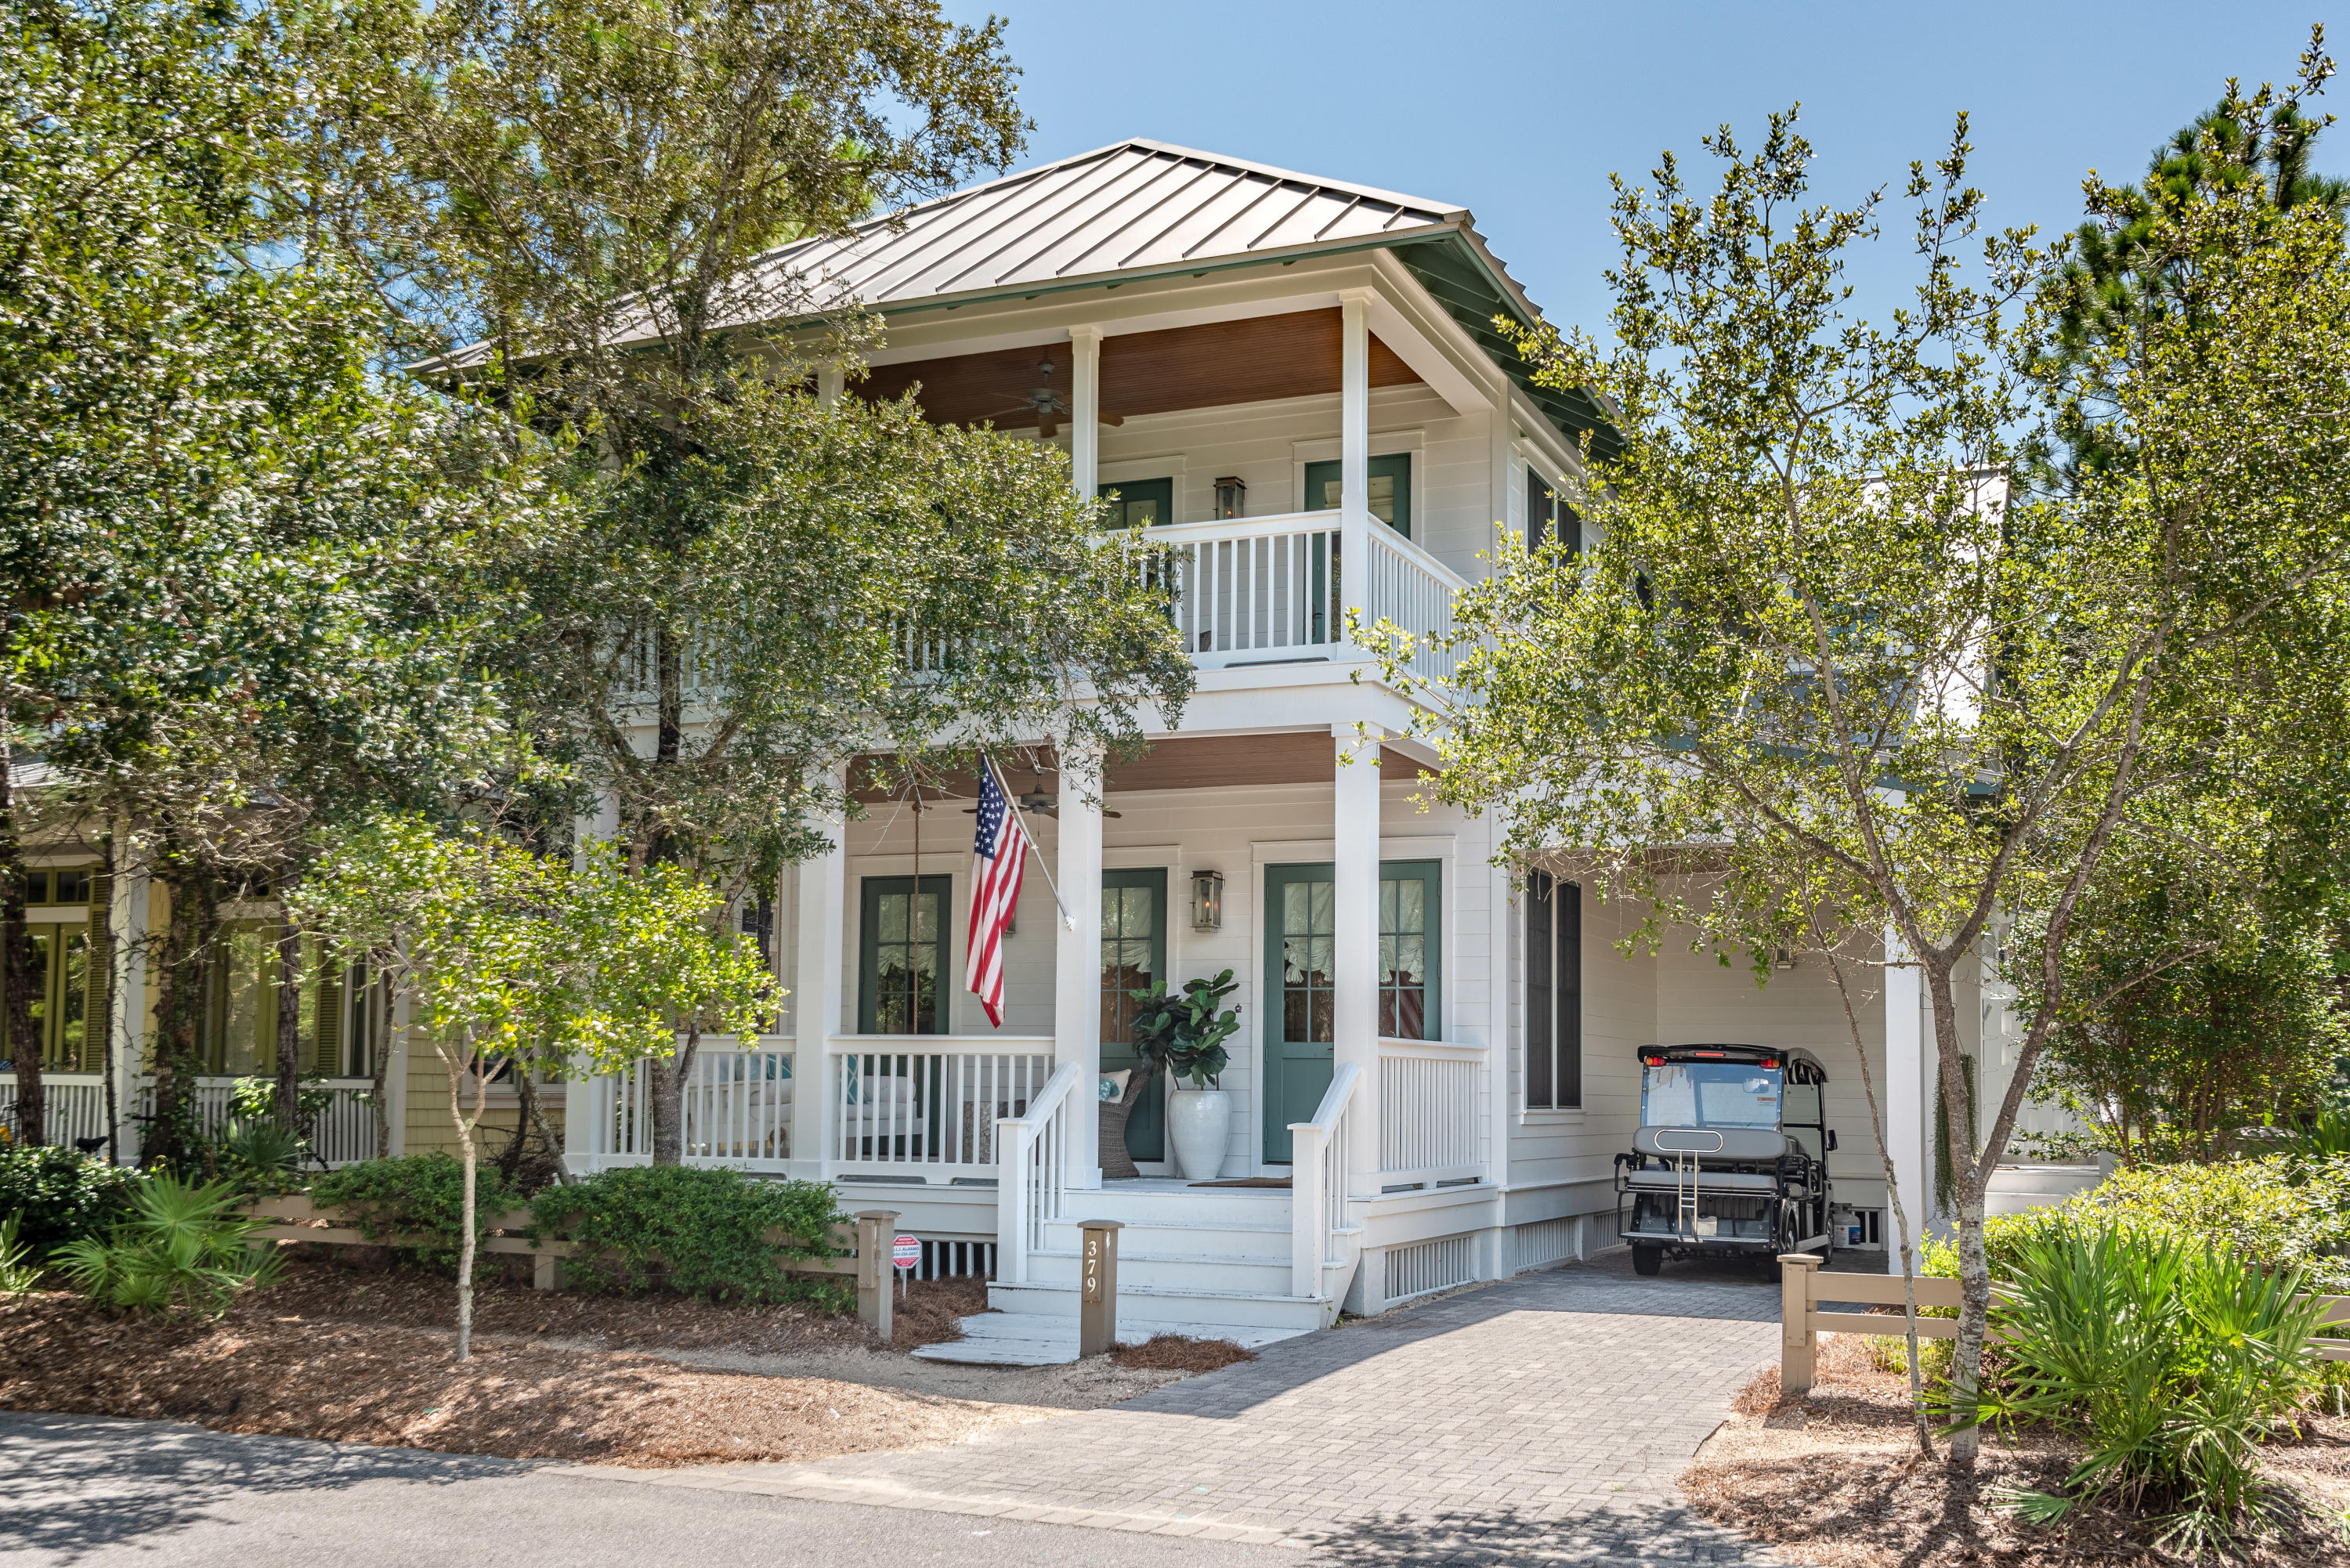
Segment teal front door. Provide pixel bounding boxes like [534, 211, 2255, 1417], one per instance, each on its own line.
[1263, 863, 1334, 1165]
[1262, 859, 1444, 1164]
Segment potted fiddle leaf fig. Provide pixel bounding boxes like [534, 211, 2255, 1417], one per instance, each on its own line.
[1130, 970, 1242, 1180]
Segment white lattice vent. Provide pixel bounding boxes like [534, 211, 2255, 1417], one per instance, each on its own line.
[1513, 1216, 1580, 1273]
[1385, 1235, 1476, 1302]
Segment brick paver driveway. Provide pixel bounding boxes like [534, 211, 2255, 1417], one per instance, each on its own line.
[563, 1254, 1791, 1564]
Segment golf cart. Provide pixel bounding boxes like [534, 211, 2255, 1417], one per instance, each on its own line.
[1614, 1044, 1837, 1277]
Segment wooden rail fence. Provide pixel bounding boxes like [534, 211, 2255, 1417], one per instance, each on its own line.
[1777, 1253, 2350, 1396]
[245, 1194, 858, 1292]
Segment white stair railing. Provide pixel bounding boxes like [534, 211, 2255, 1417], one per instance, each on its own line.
[1377, 1039, 1484, 1187]
[1289, 1062, 1364, 1299]
[994, 1061, 1083, 1285]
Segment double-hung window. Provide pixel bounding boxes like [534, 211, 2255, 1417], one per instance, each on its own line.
[1524, 872, 1582, 1110]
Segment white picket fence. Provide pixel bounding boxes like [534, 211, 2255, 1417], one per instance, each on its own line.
[0, 1075, 109, 1148]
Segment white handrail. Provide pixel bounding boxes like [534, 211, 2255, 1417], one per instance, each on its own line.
[995, 1061, 1084, 1285]
[1288, 1062, 1364, 1300]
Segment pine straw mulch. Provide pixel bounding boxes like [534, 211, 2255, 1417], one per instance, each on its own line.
[1112, 1335, 1256, 1373]
[0, 1254, 1201, 1469]
[1681, 1331, 2350, 1568]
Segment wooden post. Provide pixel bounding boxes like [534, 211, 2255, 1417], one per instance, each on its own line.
[1780, 1252, 1824, 1395]
[1079, 1219, 1123, 1357]
[855, 1209, 900, 1339]
[532, 1249, 559, 1291]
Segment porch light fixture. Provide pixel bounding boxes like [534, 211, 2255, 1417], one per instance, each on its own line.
[1191, 868, 1224, 930]
[1212, 477, 1246, 519]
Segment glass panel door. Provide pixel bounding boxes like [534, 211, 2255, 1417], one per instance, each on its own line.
[1302, 453, 1412, 539]
[858, 876, 951, 1035]
[1263, 863, 1336, 1164]
[1099, 869, 1167, 1162]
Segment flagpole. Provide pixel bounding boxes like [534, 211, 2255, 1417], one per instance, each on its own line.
[984, 751, 1078, 931]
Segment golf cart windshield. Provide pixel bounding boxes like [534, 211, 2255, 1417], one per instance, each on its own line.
[1641, 1063, 1783, 1129]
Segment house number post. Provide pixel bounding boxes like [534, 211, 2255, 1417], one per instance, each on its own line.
[854, 1209, 901, 1339]
[1078, 1219, 1123, 1357]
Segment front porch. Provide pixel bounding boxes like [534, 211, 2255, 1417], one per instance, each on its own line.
[562, 728, 1507, 1330]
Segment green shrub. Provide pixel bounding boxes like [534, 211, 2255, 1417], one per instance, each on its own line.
[1961, 1222, 2327, 1556]
[0, 1213, 39, 1295]
[0, 1146, 144, 1254]
[310, 1154, 523, 1272]
[530, 1165, 845, 1305]
[212, 1122, 307, 1196]
[52, 1175, 283, 1317]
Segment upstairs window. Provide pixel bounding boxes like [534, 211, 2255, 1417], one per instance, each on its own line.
[1304, 453, 1412, 540]
[1526, 465, 1579, 558]
[1098, 477, 1174, 529]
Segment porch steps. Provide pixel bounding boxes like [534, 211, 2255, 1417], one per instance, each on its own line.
[981, 1180, 1347, 1335]
[909, 1311, 1311, 1367]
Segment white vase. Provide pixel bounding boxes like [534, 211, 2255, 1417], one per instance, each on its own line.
[1166, 1086, 1232, 1180]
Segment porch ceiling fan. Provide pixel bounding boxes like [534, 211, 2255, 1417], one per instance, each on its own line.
[971, 356, 1124, 439]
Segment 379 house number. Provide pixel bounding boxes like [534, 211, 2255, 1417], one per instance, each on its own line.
[1082, 1232, 1104, 1302]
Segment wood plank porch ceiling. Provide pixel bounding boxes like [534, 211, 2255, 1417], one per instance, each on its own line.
[848, 734, 1433, 803]
[855, 308, 1421, 430]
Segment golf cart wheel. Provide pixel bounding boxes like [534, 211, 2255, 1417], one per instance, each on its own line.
[1632, 1243, 1664, 1277]
[1774, 1204, 1800, 1258]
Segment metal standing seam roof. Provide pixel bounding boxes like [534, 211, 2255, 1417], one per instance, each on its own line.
[731, 139, 1470, 318]
[436, 139, 1618, 451]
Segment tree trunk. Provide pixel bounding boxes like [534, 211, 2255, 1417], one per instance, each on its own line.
[649, 1028, 697, 1165]
[1826, 956, 1934, 1455]
[519, 1070, 568, 1184]
[142, 851, 219, 1167]
[371, 957, 392, 1158]
[1, 753, 44, 1147]
[443, 1042, 478, 1362]
[1924, 960, 1987, 1466]
[274, 915, 302, 1128]
[97, 835, 118, 1164]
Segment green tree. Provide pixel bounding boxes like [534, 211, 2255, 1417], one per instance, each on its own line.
[295, 0, 1191, 1160]
[296, 813, 772, 1358]
[1390, 45, 2350, 1467]
[0, 0, 569, 1153]
[2033, 33, 2350, 487]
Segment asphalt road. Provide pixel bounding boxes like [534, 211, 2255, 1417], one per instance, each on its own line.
[1, 1411, 1305, 1568]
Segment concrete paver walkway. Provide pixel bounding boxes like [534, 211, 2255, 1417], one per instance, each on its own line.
[559, 1255, 1792, 1563]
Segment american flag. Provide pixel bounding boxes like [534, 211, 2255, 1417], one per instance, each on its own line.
[965, 758, 1029, 1027]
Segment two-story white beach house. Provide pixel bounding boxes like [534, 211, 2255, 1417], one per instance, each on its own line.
[24, 141, 2044, 1340]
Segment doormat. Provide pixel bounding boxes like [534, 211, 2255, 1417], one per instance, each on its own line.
[1189, 1177, 1292, 1188]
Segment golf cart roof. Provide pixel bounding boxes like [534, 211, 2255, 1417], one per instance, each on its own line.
[1636, 1044, 1828, 1084]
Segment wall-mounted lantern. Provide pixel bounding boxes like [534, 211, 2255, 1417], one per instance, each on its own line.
[1191, 868, 1225, 930]
[1212, 477, 1246, 519]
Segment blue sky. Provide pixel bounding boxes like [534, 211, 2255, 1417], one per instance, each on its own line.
[944, 1, 2346, 334]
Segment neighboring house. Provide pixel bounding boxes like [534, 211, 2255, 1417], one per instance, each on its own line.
[13, 141, 2022, 1325]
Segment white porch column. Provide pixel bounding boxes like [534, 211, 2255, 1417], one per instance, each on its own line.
[816, 361, 844, 406]
[1054, 745, 1104, 1188]
[106, 857, 149, 1162]
[1332, 725, 1383, 1191]
[1884, 926, 1927, 1275]
[1337, 288, 1374, 633]
[792, 778, 848, 1179]
[1068, 325, 1103, 497]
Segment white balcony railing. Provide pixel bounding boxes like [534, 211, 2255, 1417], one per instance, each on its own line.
[825, 1036, 1055, 1179]
[1151, 511, 1463, 684]
[1378, 1039, 1483, 1188]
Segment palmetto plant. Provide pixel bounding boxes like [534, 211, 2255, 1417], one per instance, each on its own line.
[0, 1214, 39, 1295]
[1959, 1223, 2329, 1556]
[52, 1176, 281, 1317]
